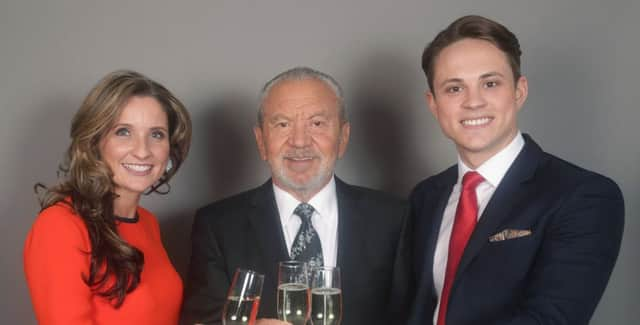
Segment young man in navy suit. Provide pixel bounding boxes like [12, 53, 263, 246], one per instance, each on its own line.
[409, 15, 624, 325]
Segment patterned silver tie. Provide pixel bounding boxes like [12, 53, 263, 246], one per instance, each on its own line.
[290, 203, 324, 267]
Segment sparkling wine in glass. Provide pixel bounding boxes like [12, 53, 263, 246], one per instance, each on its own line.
[277, 260, 310, 325]
[310, 266, 342, 325]
[222, 269, 264, 325]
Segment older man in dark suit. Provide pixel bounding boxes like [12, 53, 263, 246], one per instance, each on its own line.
[409, 15, 625, 325]
[182, 67, 412, 325]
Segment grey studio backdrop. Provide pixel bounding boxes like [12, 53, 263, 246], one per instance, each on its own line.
[1, 0, 638, 324]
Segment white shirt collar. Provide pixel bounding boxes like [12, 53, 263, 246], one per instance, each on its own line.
[457, 131, 525, 187]
[273, 176, 337, 226]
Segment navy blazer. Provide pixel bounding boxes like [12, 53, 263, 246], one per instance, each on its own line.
[181, 177, 412, 325]
[409, 135, 624, 325]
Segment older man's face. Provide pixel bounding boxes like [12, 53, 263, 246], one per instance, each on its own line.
[254, 78, 350, 201]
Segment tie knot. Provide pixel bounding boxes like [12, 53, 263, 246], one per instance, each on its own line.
[294, 203, 315, 223]
[462, 171, 484, 191]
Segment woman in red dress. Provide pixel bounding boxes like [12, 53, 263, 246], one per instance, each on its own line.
[24, 70, 192, 325]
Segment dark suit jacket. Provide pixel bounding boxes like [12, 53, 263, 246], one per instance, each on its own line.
[408, 135, 624, 325]
[182, 177, 412, 325]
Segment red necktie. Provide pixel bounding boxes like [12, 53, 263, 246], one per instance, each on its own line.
[437, 171, 484, 325]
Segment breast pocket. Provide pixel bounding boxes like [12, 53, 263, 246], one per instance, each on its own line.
[479, 231, 540, 279]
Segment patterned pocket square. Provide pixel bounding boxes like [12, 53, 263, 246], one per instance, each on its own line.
[489, 229, 532, 242]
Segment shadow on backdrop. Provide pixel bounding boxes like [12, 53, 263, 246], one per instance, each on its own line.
[160, 93, 260, 277]
[348, 51, 429, 197]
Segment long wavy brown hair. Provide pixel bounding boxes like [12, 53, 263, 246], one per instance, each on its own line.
[36, 70, 192, 307]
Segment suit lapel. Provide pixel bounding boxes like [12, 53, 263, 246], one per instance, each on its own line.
[248, 180, 290, 281]
[409, 168, 457, 324]
[416, 167, 457, 292]
[454, 135, 545, 284]
[335, 178, 366, 276]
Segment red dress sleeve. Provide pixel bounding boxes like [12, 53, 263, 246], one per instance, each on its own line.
[24, 204, 95, 325]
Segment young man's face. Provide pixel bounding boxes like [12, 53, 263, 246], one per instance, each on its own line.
[427, 38, 528, 168]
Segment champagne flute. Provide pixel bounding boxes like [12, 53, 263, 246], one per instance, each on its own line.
[222, 269, 265, 325]
[277, 261, 310, 325]
[310, 266, 342, 325]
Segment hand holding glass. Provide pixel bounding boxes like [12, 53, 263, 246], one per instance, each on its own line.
[310, 267, 342, 325]
[277, 261, 310, 325]
[222, 269, 265, 325]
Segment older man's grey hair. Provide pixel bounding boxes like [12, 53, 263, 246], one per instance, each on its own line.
[257, 66, 347, 127]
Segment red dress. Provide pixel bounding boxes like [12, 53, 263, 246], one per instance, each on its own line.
[24, 202, 183, 325]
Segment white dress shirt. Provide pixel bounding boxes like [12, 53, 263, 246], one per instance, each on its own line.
[432, 132, 525, 324]
[273, 176, 339, 267]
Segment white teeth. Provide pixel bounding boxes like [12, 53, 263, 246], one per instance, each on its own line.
[122, 163, 152, 172]
[462, 117, 492, 126]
